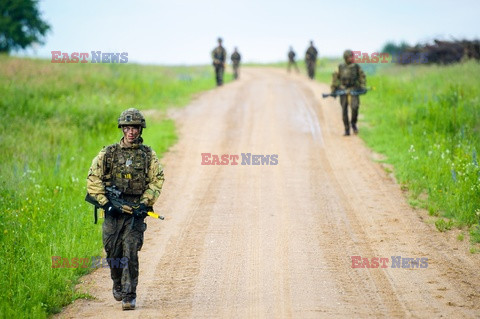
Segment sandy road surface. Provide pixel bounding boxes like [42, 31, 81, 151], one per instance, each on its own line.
[59, 68, 480, 318]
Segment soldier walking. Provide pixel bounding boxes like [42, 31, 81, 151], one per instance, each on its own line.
[331, 50, 367, 136]
[287, 46, 299, 73]
[87, 108, 165, 310]
[212, 37, 227, 86]
[305, 40, 318, 79]
[231, 47, 241, 80]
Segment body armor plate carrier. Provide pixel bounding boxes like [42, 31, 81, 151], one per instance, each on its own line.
[103, 144, 152, 198]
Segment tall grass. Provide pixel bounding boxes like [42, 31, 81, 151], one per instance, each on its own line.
[358, 61, 480, 239]
[0, 56, 216, 318]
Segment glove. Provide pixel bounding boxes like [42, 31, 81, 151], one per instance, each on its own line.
[103, 202, 121, 217]
[133, 203, 149, 218]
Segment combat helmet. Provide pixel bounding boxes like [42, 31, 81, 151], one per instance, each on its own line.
[118, 108, 146, 128]
[343, 50, 354, 62]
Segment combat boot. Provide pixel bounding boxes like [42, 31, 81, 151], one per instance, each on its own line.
[352, 124, 358, 134]
[122, 297, 136, 310]
[343, 129, 350, 136]
[113, 283, 122, 301]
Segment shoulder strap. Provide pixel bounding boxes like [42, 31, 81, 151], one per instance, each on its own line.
[103, 144, 118, 179]
[140, 145, 152, 174]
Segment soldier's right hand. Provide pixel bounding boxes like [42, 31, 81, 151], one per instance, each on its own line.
[103, 202, 121, 217]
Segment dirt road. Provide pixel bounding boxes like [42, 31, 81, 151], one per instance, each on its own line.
[60, 68, 480, 318]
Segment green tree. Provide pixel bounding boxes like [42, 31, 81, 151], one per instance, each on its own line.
[381, 41, 410, 56]
[0, 0, 50, 53]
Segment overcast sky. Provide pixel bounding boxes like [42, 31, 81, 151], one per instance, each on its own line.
[17, 0, 480, 65]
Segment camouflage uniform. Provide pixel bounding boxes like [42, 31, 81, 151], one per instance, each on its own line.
[87, 108, 164, 308]
[331, 50, 367, 135]
[305, 41, 318, 79]
[212, 38, 227, 86]
[287, 47, 299, 73]
[231, 48, 241, 80]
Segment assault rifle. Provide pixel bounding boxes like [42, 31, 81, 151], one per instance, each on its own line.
[322, 88, 368, 98]
[85, 186, 164, 225]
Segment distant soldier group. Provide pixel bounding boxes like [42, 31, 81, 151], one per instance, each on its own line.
[211, 38, 367, 136]
[286, 42, 368, 136]
[287, 40, 318, 79]
[211, 37, 242, 86]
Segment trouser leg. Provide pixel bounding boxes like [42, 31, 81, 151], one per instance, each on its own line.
[351, 96, 360, 128]
[233, 65, 239, 79]
[103, 215, 124, 287]
[215, 66, 224, 86]
[121, 217, 146, 299]
[307, 62, 316, 79]
[340, 95, 350, 132]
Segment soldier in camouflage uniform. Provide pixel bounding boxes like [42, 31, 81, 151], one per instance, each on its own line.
[87, 108, 164, 310]
[287, 46, 299, 73]
[305, 41, 318, 79]
[212, 37, 227, 86]
[331, 50, 367, 136]
[230, 47, 241, 80]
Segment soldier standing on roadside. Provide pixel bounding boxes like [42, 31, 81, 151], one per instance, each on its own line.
[287, 46, 299, 73]
[87, 108, 164, 310]
[231, 47, 241, 80]
[331, 50, 367, 136]
[305, 40, 318, 79]
[212, 37, 227, 86]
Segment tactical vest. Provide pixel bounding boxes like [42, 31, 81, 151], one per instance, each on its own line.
[306, 47, 317, 61]
[231, 53, 241, 64]
[103, 143, 152, 197]
[213, 47, 226, 62]
[339, 63, 360, 88]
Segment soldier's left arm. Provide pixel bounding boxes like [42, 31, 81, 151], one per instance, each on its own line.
[358, 65, 367, 88]
[222, 48, 227, 63]
[140, 150, 165, 206]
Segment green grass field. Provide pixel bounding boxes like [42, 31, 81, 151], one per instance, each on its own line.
[0, 55, 221, 318]
[354, 61, 480, 242]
